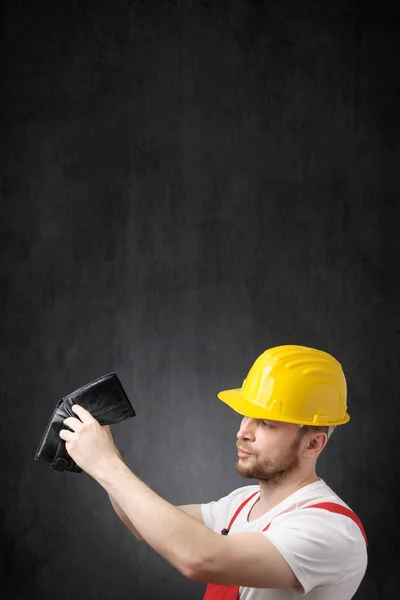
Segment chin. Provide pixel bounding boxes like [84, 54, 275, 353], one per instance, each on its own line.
[235, 462, 253, 478]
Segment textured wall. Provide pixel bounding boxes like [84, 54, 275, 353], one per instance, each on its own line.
[1, 1, 398, 598]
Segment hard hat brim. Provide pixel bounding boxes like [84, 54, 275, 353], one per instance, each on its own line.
[217, 389, 273, 419]
[217, 388, 351, 426]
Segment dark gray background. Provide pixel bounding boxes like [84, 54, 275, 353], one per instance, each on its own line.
[1, 0, 399, 598]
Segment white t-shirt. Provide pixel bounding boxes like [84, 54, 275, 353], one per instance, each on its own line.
[200, 479, 367, 599]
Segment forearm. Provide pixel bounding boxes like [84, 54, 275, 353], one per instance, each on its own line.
[97, 458, 218, 578]
[108, 493, 145, 541]
[105, 445, 145, 541]
[108, 496, 202, 541]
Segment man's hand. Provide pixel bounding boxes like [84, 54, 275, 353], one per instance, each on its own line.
[59, 405, 122, 479]
[103, 424, 123, 459]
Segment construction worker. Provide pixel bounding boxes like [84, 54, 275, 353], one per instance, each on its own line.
[60, 345, 368, 599]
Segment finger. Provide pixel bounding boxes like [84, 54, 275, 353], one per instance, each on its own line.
[71, 404, 94, 423]
[59, 429, 75, 442]
[63, 416, 84, 432]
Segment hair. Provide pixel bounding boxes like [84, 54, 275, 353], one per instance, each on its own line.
[297, 425, 333, 457]
[298, 425, 330, 438]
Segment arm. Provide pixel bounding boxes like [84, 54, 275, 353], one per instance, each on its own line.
[97, 459, 299, 588]
[192, 532, 300, 588]
[103, 426, 204, 540]
[102, 426, 146, 540]
[108, 497, 204, 542]
[108, 493, 145, 540]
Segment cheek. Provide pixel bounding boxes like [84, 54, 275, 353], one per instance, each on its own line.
[257, 431, 287, 458]
[255, 439, 275, 459]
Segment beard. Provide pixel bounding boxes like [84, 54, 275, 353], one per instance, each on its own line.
[236, 432, 302, 484]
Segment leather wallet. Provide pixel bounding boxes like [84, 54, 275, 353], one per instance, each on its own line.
[34, 373, 135, 473]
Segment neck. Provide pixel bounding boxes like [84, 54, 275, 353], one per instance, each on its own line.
[256, 471, 320, 513]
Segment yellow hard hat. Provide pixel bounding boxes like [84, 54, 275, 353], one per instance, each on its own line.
[217, 345, 349, 426]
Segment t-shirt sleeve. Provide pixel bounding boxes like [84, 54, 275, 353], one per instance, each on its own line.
[263, 507, 367, 594]
[201, 486, 258, 532]
[200, 498, 218, 530]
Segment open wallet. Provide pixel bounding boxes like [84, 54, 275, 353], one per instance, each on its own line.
[34, 373, 135, 473]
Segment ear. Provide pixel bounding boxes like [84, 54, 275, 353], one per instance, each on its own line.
[303, 432, 328, 457]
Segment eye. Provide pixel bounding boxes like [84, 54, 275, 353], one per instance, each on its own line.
[260, 420, 275, 429]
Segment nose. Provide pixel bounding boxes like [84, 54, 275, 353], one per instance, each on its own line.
[237, 417, 257, 441]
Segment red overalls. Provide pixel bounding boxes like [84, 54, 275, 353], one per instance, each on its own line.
[203, 491, 368, 600]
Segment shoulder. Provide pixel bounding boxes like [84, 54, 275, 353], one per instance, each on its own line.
[269, 501, 365, 540]
[264, 501, 368, 586]
[269, 480, 367, 548]
[262, 498, 368, 593]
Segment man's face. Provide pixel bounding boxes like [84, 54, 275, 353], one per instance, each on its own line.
[236, 417, 304, 483]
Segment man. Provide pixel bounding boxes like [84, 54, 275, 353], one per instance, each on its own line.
[60, 344, 368, 599]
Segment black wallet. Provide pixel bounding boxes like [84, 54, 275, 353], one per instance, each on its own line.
[34, 373, 135, 473]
